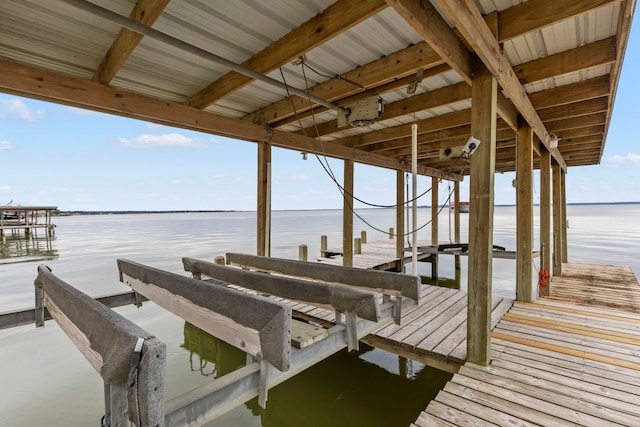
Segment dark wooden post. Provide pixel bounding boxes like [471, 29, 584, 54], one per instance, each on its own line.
[343, 159, 354, 267]
[539, 147, 551, 296]
[257, 140, 271, 257]
[467, 62, 497, 366]
[516, 122, 533, 302]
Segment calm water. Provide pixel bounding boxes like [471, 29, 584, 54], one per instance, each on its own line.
[0, 205, 638, 426]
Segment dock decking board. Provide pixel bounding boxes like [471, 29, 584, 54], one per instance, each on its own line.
[420, 263, 640, 427]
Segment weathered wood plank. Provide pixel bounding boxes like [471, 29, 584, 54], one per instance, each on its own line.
[290, 320, 328, 349]
[433, 390, 535, 427]
[459, 364, 640, 423]
[492, 331, 640, 371]
[442, 381, 573, 426]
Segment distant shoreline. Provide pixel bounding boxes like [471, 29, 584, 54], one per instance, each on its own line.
[55, 201, 639, 216]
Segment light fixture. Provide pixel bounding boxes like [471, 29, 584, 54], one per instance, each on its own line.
[301, 152, 308, 160]
[463, 136, 481, 155]
[548, 133, 559, 149]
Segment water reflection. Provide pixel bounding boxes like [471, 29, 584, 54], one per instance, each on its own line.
[0, 232, 58, 264]
[421, 262, 462, 290]
[181, 322, 246, 378]
[182, 322, 453, 427]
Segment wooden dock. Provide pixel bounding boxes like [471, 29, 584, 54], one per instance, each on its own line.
[284, 282, 512, 373]
[0, 205, 57, 240]
[416, 263, 640, 426]
[318, 238, 433, 271]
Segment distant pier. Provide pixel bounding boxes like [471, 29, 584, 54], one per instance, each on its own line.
[0, 206, 57, 241]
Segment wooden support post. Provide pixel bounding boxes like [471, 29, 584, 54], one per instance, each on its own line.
[561, 170, 568, 263]
[298, 244, 308, 261]
[320, 235, 327, 257]
[467, 62, 497, 366]
[388, 227, 394, 239]
[396, 170, 405, 262]
[540, 147, 551, 296]
[257, 140, 272, 257]
[454, 181, 461, 271]
[354, 238, 361, 254]
[552, 161, 563, 276]
[360, 230, 367, 244]
[214, 256, 226, 265]
[516, 122, 533, 302]
[431, 177, 439, 280]
[343, 159, 354, 267]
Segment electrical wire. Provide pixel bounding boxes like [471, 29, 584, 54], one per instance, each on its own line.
[281, 64, 462, 238]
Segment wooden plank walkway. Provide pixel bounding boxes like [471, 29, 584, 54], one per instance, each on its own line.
[318, 239, 433, 270]
[282, 282, 512, 373]
[417, 263, 640, 426]
[549, 263, 640, 312]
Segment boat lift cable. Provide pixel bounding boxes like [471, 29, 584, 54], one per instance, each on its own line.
[281, 66, 435, 210]
[282, 60, 461, 237]
[59, 0, 348, 116]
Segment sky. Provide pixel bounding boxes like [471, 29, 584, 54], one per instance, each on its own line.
[1, 24, 639, 212]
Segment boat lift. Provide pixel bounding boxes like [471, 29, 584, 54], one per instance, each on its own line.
[20, 253, 419, 426]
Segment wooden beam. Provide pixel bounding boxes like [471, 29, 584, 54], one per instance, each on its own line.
[514, 37, 617, 85]
[0, 59, 460, 181]
[343, 160, 354, 267]
[186, 0, 388, 109]
[384, 0, 518, 129]
[466, 61, 497, 366]
[516, 122, 533, 302]
[434, 0, 566, 170]
[248, 43, 446, 127]
[93, 0, 170, 84]
[341, 78, 611, 151]
[385, 0, 471, 84]
[306, 81, 471, 139]
[528, 75, 611, 110]
[282, 64, 452, 132]
[539, 97, 609, 122]
[338, 110, 472, 149]
[539, 147, 551, 296]
[546, 113, 607, 133]
[498, 0, 621, 42]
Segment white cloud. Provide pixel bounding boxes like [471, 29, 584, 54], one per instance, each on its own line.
[117, 133, 212, 148]
[0, 140, 13, 150]
[54, 187, 72, 192]
[0, 186, 11, 191]
[0, 98, 46, 121]
[287, 174, 309, 182]
[607, 153, 640, 164]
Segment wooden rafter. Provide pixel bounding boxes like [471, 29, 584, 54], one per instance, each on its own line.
[514, 37, 617, 85]
[93, 0, 171, 84]
[498, 0, 621, 42]
[184, 0, 387, 109]
[244, 42, 444, 126]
